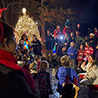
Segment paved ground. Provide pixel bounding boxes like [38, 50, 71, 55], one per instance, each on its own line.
[47, 67, 98, 98]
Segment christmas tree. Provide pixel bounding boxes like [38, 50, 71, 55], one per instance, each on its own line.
[14, 9, 40, 44]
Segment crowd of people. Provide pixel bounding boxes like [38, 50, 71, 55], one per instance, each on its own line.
[0, 18, 98, 98]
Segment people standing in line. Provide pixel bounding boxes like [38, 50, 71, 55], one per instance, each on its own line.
[67, 42, 77, 69]
[45, 30, 55, 64]
[31, 35, 42, 56]
[0, 22, 36, 98]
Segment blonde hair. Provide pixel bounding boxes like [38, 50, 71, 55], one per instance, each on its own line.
[40, 60, 49, 71]
[60, 55, 71, 66]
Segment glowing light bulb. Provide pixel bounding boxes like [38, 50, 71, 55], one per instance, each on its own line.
[22, 8, 26, 14]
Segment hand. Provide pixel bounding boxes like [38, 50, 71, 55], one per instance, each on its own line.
[82, 61, 86, 66]
[70, 53, 73, 55]
[83, 75, 87, 79]
[64, 43, 67, 45]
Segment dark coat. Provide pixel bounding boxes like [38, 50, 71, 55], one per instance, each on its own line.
[31, 40, 42, 56]
[0, 64, 37, 98]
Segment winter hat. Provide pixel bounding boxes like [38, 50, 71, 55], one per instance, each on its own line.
[90, 33, 95, 36]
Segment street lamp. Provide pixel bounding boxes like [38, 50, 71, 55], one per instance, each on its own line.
[22, 8, 26, 14]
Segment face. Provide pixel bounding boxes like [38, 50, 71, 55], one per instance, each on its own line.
[47, 30, 50, 36]
[80, 45, 83, 50]
[37, 58, 41, 62]
[76, 31, 79, 36]
[85, 42, 88, 47]
[57, 26, 60, 30]
[23, 35, 27, 40]
[70, 33, 73, 37]
[88, 56, 94, 63]
[32, 36, 36, 40]
[65, 33, 68, 38]
[89, 35, 93, 39]
[70, 42, 75, 47]
[77, 24, 80, 28]
[7, 36, 16, 54]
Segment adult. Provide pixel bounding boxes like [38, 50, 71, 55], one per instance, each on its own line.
[94, 27, 98, 38]
[19, 33, 29, 53]
[88, 33, 96, 49]
[0, 22, 36, 98]
[31, 35, 42, 56]
[45, 30, 55, 63]
[80, 55, 98, 85]
[54, 25, 62, 38]
[84, 41, 94, 60]
[75, 30, 83, 49]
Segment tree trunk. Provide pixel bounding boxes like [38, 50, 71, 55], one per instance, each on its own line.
[41, 22, 45, 40]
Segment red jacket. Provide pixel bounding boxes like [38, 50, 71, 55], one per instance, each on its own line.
[77, 49, 84, 61]
[84, 46, 94, 59]
[54, 29, 62, 37]
[63, 26, 71, 36]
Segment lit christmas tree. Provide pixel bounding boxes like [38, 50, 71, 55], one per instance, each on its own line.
[14, 8, 40, 44]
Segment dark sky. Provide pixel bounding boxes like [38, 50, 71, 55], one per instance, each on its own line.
[71, 0, 98, 26]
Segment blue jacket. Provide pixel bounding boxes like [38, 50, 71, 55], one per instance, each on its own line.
[67, 47, 77, 59]
[57, 67, 79, 94]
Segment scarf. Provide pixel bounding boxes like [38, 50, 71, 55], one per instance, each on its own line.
[0, 49, 35, 93]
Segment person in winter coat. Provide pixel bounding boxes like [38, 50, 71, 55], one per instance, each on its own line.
[0, 22, 36, 98]
[80, 55, 98, 85]
[34, 60, 53, 98]
[84, 41, 94, 60]
[31, 35, 42, 56]
[77, 44, 84, 70]
[57, 55, 80, 94]
[67, 42, 77, 69]
[45, 30, 55, 63]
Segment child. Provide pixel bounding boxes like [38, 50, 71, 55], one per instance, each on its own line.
[62, 45, 67, 56]
[67, 42, 77, 69]
[57, 55, 79, 95]
[23, 49, 30, 70]
[35, 60, 52, 98]
[29, 46, 35, 62]
[84, 41, 94, 60]
[29, 55, 41, 71]
[77, 44, 84, 70]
